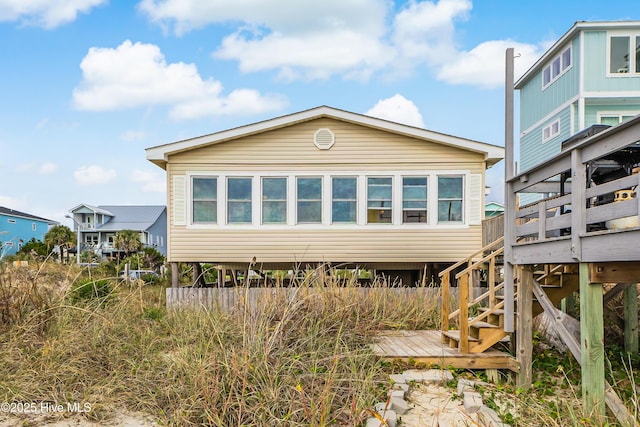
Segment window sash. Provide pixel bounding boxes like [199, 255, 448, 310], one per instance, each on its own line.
[367, 177, 392, 224]
[297, 177, 322, 223]
[262, 177, 287, 224]
[402, 176, 427, 223]
[192, 177, 217, 223]
[610, 36, 630, 73]
[437, 176, 463, 223]
[332, 177, 357, 223]
[227, 177, 252, 223]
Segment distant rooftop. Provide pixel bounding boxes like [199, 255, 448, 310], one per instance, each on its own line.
[0, 206, 57, 224]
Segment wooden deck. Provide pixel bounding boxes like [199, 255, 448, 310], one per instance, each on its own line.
[373, 330, 518, 371]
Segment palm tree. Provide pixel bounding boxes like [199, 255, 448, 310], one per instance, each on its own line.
[113, 229, 143, 258]
[44, 225, 75, 264]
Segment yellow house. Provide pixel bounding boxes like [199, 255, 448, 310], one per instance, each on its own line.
[146, 106, 504, 285]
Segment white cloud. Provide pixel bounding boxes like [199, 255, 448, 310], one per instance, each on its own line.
[73, 165, 117, 186]
[38, 162, 58, 174]
[0, 0, 106, 28]
[72, 40, 287, 119]
[130, 169, 165, 193]
[366, 94, 425, 128]
[0, 195, 28, 210]
[435, 40, 544, 89]
[139, 0, 543, 89]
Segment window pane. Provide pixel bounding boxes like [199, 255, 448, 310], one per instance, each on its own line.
[438, 177, 463, 198]
[610, 36, 630, 73]
[438, 200, 463, 222]
[262, 178, 286, 224]
[636, 36, 640, 73]
[263, 201, 286, 223]
[402, 176, 427, 224]
[332, 177, 356, 223]
[263, 177, 286, 200]
[193, 178, 217, 200]
[404, 210, 427, 223]
[600, 116, 620, 126]
[403, 186, 427, 200]
[332, 177, 357, 199]
[562, 47, 571, 69]
[403, 201, 427, 209]
[193, 177, 217, 223]
[552, 57, 561, 78]
[543, 66, 551, 86]
[228, 178, 252, 223]
[367, 177, 392, 224]
[332, 201, 356, 223]
[193, 201, 217, 222]
[297, 177, 321, 223]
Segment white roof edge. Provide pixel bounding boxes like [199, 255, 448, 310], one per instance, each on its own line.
[69, 203, 114, 216]
[146, 106, 504, 167]
[515, 20, 640, 88]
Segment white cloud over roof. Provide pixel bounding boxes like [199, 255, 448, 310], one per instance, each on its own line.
[0, 0, 106, 28]
[366, 94, 425, 128]
[73, 165, 117, 186]
[72, 40, 287, 119]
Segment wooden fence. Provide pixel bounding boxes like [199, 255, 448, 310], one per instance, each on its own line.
[166, 286, 460, 312]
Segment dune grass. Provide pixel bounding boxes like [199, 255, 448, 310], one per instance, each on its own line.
[0, 261, 438, 426]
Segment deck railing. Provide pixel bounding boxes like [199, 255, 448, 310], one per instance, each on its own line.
[508, 117, 640, 264]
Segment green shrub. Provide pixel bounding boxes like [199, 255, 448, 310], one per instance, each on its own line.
[140, 273, 161, 285]
[69, 278, 112, 303]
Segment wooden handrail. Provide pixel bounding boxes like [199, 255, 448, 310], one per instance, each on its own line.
[455, 246, 505, 279]
[438, 236, 504, 278]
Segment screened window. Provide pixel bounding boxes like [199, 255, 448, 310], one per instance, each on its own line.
[610, 36, 630, 73]
[262, 177, 287, 224]
[332, 177, 357, 223]
[542, 119, 560, 142]
[297, 177, 322, 223]
[367, 177, 392, 224]
[403, 176, 428, 223]
[542, 46, 571, 88]
[438, 176, 463, 223]
[192, 177, 217, 223]
[227, 177, 252, 223]
[599, 113, 639, 126]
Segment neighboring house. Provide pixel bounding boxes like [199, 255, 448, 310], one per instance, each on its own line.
[146, 106, 504, 284]
[67, 204, 167, 258]
[484, 201, 504, 218]
[516, 21, 640, 172]
[0, 206, 57, 257]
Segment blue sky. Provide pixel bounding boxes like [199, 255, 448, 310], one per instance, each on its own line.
[0, 0, 638, 227]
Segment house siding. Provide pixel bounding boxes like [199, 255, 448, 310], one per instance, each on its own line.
[520, 106, 572, 172]
[165, 118, 486, 266]
[583, 30, 640, 92]
[585, 103, 640, 126]
[0, 215, 51, 256]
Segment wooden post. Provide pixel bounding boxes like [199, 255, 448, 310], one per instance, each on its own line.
[218, 267, 226, 287]
[170, 262, 179, 288]
[459, 272, 470, 354]
[580, 262, 605, 417]
[192, 262, 204, 287]
[503, 47, 516, 333]
[441, 272, 450, 343]
[624, 284, 638, 354]
[516, 266, 533, 388]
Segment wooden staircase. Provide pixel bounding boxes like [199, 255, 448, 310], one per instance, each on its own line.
[439, 238, 579, 354]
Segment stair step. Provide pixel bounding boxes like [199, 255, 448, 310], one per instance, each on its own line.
[470, 321, 500, 329]
[442, 330, 479, 343]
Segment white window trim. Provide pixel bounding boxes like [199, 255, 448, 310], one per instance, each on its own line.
[437, 175, 465, 224]
[542, 119, 561, 143]
[542, 45, 572, 90]
[330, 176, 359, 225]
[261, 176, 288, 225]
[295, 176, 324, 225]
[606, 30, 640, 77]
[183, 171, 472, 230]
[597, 111, 640, 125]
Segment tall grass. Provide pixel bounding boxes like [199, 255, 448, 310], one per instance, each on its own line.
[0, 261, 438, 426]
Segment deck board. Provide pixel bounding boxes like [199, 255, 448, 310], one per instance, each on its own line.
[374, 330, 518, 371]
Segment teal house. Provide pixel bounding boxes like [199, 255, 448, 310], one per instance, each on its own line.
[516, 21, 640, 172]
[0, 206, 57, 257]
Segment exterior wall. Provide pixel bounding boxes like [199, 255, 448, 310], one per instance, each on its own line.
[583, 29, 640, 92]
[146, 211, 168, 256]
[520, 105, 572, 172]
[166, 117, 487, 266]
[0, 215, 50, 256]
[585, 103, 640, 126]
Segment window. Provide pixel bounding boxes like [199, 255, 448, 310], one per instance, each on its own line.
[438, 176, 463, 223]
[542, 46, 571, 88]
[7, 219, 16, 224]
[297, 177, 322, 223]
[32, 223, 36, 231]
[332, 177, 357, 223]
[402, 176, 428, 223]
[599, 113, 639, 126]
[609, 33, 640, 74]
[542, 119, 560, 142]
[262, 177, 287, 224]
[227, 177, 252, 223]
[367, 177, 392, 224]
[192, 177, 217, 223]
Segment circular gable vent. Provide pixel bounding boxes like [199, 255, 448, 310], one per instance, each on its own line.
[314, 128, 335, 150]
